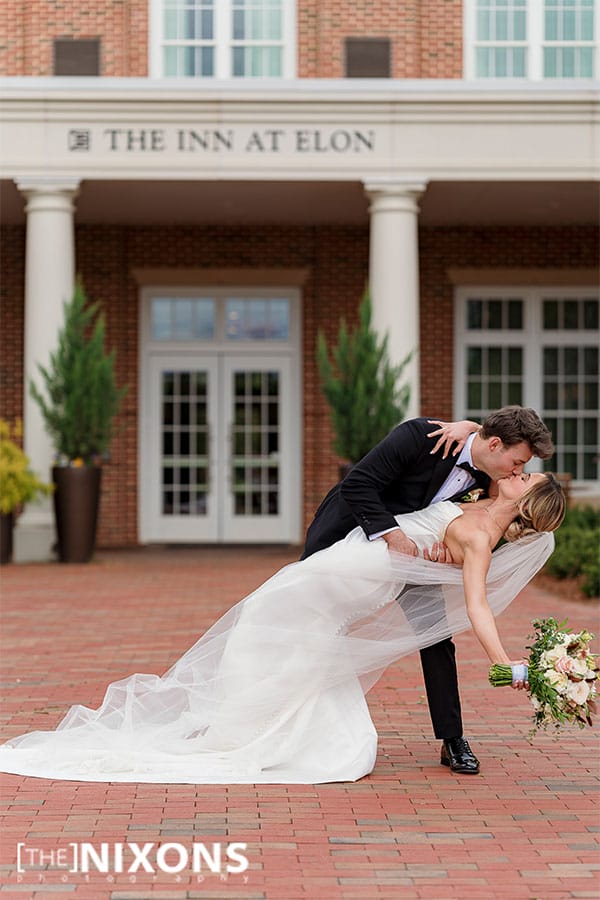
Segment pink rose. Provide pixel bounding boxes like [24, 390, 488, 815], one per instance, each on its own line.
[555, 656, 575, 674]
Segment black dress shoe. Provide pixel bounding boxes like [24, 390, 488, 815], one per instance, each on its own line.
[440, 737, 480, 774]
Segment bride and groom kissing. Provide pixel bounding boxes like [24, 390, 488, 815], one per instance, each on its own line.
[0, 405, 565, 783]
[301, 404, 560, 775]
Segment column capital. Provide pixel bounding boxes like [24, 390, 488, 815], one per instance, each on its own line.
[363, 178, 428, 215]
[363, 177, 428, 191]
[15, 177, 81, 194]
[15, 178, 80, 213]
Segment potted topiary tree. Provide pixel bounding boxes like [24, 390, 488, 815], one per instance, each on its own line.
[0, 419, 53, 564]
[316, 290, 413, 475]
[30, 281, 127, 563]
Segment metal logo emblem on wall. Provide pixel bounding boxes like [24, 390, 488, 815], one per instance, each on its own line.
[68, 130, 91, 151]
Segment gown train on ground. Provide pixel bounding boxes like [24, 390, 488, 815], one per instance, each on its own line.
[0, 503, 554, 783]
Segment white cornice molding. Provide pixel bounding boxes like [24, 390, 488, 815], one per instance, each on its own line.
[1, 76, 599, 96]
[1, 79, 598, 183]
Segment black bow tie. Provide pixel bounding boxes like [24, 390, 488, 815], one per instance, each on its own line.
[457, 461, 479, 478]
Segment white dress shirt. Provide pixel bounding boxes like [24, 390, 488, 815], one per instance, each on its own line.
[369, 432, 479, 541]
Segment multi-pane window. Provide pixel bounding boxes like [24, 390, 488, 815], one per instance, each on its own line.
[467, 0, 599, 78]
[232, 0, 283, 76]
[149, 293, 291, 342]
[544, 0, 596, 77]
[161, 371, 210, 515]
[474, 0, 528, 77]
[231, 370, 280, 515]
[153, 0, 294, 77]
[225, 298, 289, 340]
[151, 297, 216, 340]
[541, 297, 599, 479]
[456, 289, 599, 482]
[162, 0, 215, 77]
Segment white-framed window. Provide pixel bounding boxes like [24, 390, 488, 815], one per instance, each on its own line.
[454, 287, 599, 482]
[147, 290, 294, 343]
[464, 0, 599, 79]
[149, 0, 296, 78]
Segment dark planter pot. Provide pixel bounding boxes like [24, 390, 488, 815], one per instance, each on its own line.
[53, 466, 102, 563]
[0, 513, 14, 564]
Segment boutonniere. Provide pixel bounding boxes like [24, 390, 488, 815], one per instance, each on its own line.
[461, 488, 485, 503]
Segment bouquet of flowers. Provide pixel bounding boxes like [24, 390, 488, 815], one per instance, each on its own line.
[489, 618, 598, 732]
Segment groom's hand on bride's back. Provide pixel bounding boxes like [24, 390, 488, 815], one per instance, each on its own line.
[423, 541, 454, 564]
[382, 529, 418, 556]
[382, 531, 454, 564]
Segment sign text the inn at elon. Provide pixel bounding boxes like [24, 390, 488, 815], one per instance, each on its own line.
[67, 126, 376, 155]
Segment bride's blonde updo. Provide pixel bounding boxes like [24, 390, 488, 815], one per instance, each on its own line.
[504, 473, 566, 542]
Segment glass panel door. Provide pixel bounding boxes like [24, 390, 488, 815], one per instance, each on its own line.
[145, 355, 219, 541]
[222, 355, 293, 541]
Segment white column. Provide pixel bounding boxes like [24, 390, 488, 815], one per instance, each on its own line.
[14, 178, 80, 561]
[364, 180, 426, 420]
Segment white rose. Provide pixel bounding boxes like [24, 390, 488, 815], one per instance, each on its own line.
[546, 669, 568, 691]
[566, 680, 591, 706]
[544, 643, 570, 663]
[572, 657, 590, 677]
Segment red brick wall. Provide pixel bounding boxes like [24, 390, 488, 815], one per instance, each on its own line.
[298, 0, 463, 78]
[0, 227, 25, 426]
[2, 222, 597, 546]
[1, 0, 463, 79]
[0, 0, 149, 76]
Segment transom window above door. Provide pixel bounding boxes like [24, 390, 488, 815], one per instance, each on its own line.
[148, 291, 293, 343]
[150, 0, 296, 78]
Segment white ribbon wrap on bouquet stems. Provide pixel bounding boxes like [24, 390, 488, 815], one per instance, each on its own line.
[0, 521, 554, 784]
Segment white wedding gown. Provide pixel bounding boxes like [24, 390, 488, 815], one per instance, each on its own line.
[0, 502, 553, 784]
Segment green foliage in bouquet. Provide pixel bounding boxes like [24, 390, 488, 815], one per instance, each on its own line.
[0, 419, 53, 514]
[545, 506, 600, 598]
[30, 281, 128, 465]
[316, 291, 412, 464]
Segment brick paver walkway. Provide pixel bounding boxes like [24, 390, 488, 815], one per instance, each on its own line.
[0, 547, 598, 900]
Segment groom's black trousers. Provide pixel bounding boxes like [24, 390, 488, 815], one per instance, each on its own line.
[301, 541, 463, 741]
[398, 588, 463, 740]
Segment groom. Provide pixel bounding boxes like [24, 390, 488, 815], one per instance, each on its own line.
[301, 406, 554, 774]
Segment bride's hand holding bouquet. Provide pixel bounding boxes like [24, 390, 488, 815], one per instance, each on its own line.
[490, 618, 599, 733]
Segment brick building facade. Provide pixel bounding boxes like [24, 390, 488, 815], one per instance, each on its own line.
[1, 1, 598, 555]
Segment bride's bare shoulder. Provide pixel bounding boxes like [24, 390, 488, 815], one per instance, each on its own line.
[447, 508, 491, 549]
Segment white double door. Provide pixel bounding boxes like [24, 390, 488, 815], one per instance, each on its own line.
[141, 352, 298, 543]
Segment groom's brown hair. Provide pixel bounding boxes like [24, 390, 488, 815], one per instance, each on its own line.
[480, 406, 554, 459]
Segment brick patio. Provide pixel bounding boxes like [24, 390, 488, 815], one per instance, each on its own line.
[0, 546, 598, 900]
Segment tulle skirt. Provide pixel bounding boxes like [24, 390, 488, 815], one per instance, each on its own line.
[0, 527, 553, 783]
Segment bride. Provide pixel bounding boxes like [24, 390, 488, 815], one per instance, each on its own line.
[0, 472, 565, 784]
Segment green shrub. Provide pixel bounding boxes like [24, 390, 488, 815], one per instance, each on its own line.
[546, 505, 600, 598]
[30, 281, 128, 465]
[316, 291, 412, 463]
[581, 558, 600, 599]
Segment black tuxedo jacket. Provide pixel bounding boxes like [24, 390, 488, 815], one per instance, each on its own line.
[302, 417, 490, 558]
